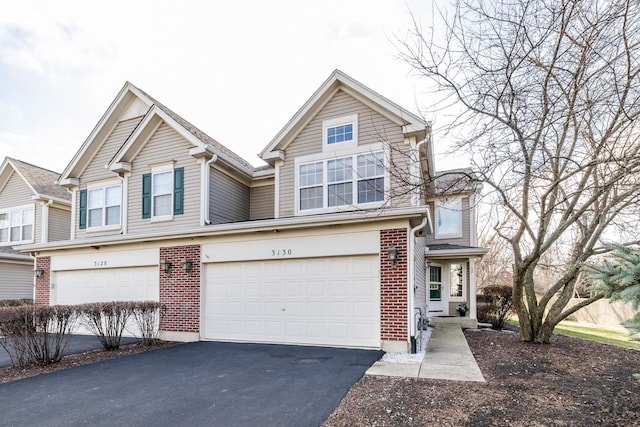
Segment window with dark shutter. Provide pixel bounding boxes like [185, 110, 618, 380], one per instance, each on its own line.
[79, 189, 87, 229]
[142, 173, 151, 219]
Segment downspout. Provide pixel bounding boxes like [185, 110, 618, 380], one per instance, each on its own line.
[203, 154, 218, 225]
[408, 138, 428, 353]
[408, 214, 428, 353]
[30, 252, 37, 302]
[41, 199, 53, 243]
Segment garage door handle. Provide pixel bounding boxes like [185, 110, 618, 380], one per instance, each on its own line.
[281, 308, 286, 312]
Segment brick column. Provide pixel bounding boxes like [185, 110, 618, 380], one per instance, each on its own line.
[159, 245, 201, 336]
[380, 229, 408, 351]
[34, 256, 50, 305]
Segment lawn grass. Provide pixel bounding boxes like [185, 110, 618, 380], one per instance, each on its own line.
[506, 319, 640, 350]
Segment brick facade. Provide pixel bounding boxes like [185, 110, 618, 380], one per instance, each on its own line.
[34, 256, 50, 306]
[159, 245, 201, 333]
[380, 228, 408, 342]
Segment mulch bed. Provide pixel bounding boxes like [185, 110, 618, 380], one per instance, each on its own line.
[323, 328, 640, 426]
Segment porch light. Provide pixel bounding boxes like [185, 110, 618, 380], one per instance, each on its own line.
[426, 260, 432, 269]
[35, 269, 45, 278]
[387, 246, 399, 265]
[182, 257, 193, 274]
[160, 258, 172, 273]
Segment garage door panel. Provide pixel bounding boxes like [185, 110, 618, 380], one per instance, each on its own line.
[204, 256, 380, 348]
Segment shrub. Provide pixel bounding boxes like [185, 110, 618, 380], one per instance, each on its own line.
[30, 305, 78, 365]
[477, 285, 514, 329]
[131, 301, 163, 346]
[0, 298, 34, 307]
[80, 301, 136, 350]
[0, 305, 35, 367]
[0, 304, 77, 367]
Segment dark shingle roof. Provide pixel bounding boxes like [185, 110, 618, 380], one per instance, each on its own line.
[432, 168, 480, 196]
[8, 158, 70, 201]
[133, 86, 259, 174]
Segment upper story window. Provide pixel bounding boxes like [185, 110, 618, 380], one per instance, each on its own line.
[323, 114, 358, 152]
[87, 184, 122, 228]
[0, 205, 34, 245]
[142, 165, 184, 221]
[435, 197, 462, 239]
[297, 150, 386, 214]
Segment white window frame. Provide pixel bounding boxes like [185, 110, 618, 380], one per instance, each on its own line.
[448, 262, 466, 301]
[86, 181, 122, 231]
[151, 164, 174, 222]
[0, 204, 35, 245]
[322, 114, 358, 152]
[294, 145, 387, 215]
[434, 197, 463, 239]
[429, 264, 443, 302]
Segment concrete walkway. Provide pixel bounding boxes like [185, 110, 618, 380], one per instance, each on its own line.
[366, 323, 485, 382]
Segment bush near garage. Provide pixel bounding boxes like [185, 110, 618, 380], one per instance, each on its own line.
[78, 301, 164, 350]
[1, 301, 165, 367]
[477, 285, 514, 329]
[131, 301, 163, 346]
[0, 298, 33, 307]
[0, 304, 78, 367]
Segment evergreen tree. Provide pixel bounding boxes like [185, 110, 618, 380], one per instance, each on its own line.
[584, 244, 640, 336]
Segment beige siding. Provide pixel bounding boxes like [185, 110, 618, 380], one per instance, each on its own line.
[75, 117, 143, 238]
[127, 123, 201, 234]
[0, 172, 40, 244]
[0, 172, 34, 208]
[426, 196, 472, 247]
[0, 261, 33, 299]
[48, 207, 71, 242]
[279, 89, 409, 217]
[250, 184, 275, 220]
[209, 167, 250, 224]
[81, 117, 143, 184]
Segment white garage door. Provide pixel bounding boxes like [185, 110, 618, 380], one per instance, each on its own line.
[54, 266, 159, 305]
[203, 256, 380, 348]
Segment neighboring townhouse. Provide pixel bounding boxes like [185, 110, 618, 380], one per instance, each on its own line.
[0, 157, 71, 299]
[23, 70, 485, 352]
[424, 168, 487, 321]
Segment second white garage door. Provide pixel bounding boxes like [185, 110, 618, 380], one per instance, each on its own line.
[203, 256, 380, 348]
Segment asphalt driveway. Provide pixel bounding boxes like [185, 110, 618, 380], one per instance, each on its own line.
[0, 341, 382, 427]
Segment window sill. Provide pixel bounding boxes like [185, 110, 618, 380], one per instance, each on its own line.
[296, 201, 385, 216]
[150, 215, 174, 223]
[85, 225, 122, 233]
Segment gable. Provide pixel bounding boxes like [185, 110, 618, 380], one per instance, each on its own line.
[0, 171, 34, 208]
[81, 116, 145, 184]
[260, 69, 428, 163]
[286, 89, 403, 158]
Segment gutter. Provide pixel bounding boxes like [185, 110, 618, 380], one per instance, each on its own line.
[20, 206, 429, 253]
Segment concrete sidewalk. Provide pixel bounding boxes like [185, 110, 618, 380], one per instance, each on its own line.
[366, 323, 485, 382]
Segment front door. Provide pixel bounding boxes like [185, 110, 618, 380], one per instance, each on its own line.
[427, 264, 447, 315]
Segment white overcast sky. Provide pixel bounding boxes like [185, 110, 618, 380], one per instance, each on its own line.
[0, 0, 460, 173]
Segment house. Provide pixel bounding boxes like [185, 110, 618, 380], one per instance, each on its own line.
[0, 157, 71, 299]
[424, 168, 487, 321]
[23, 70, 486, 352]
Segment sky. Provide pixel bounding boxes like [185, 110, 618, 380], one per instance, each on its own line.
[0, 0, 457, 173]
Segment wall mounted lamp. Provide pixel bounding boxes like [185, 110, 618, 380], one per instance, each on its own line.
[182, 257, 193, 274]
[426, 260, 432, 269]
[160, 258, 172, 273]
[35, 269, 45, 278]
[387, 246, 399, 265]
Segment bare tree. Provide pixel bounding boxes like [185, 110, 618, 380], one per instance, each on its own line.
[399, 0, 640, 342]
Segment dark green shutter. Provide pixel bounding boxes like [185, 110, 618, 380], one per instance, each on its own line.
[142, 173, 151, 219]
[173, 167, 184, 215]
[79, 189, 87, 229]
